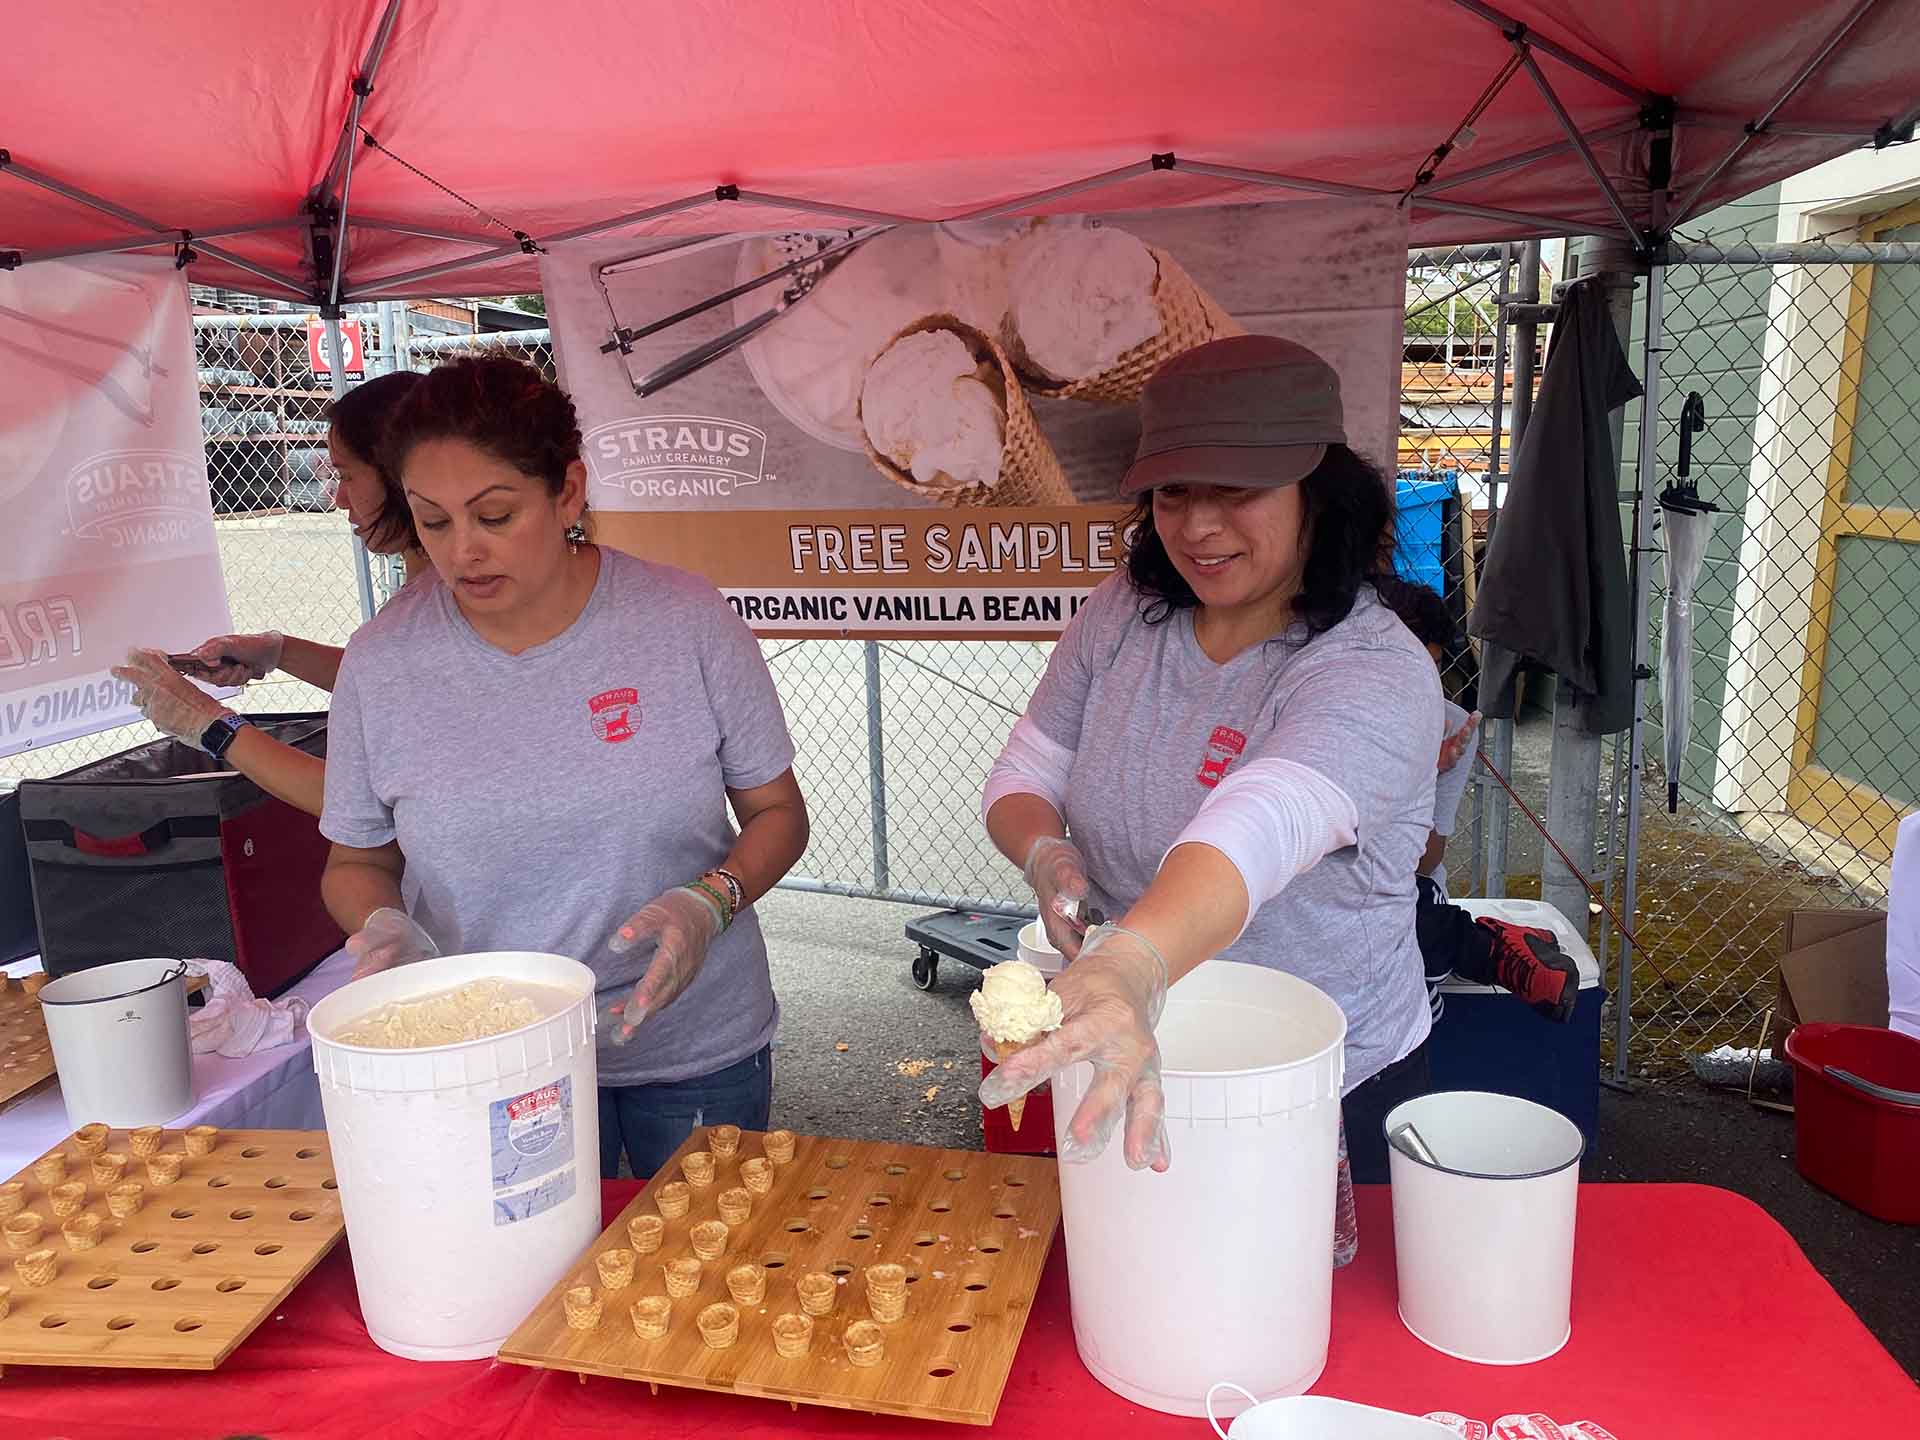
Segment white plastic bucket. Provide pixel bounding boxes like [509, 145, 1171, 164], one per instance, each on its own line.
[1385, 1090, 1585, 1365]
[307, 951, 602, 1361]
[1206, 1384, 1459, 1438]
[1016, 920, 1063, 977]
[39, 958, 193, 1128]
[1053, 960, 1347, 1415]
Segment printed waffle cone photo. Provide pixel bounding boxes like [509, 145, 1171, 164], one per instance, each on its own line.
[858, 314, 1074, 509]
[1006, 246, 1245, 407]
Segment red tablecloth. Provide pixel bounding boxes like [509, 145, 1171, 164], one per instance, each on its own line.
[2, 1183, 1911, 1439]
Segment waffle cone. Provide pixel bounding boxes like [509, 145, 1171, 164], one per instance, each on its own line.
[859, 315, 1074, 510]
[0, 1183, 26, 1220]
[763, 1129, 796, 1163]
[15, 1247, 56, 1287]
[1006, 247, 1245, 407]
[993, 1038, 1038, 1130]
[72, 1124, 111, 1158]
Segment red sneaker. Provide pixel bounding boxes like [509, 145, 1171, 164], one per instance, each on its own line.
[1474, 919, 1578, 1023]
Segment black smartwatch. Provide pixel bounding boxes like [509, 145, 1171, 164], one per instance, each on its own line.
[199, 712, 252, 760]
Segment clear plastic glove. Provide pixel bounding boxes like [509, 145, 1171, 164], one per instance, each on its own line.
[110, 648, 230, 744]
[1025, 835, 1093, 960]
[978, 922, 1171, 1171]
[346, 907, 438, 980]
[604, 885, 725, 1044]
[1438, 710, 1481, 772]
[181, 631, 284, 686]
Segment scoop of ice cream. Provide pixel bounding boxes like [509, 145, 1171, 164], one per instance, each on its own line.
[969, 959, 1064, 1045]
[860, 329, 1006, 490]
[934, 220, 1031, 336]
[1005, 223, 1161, 383]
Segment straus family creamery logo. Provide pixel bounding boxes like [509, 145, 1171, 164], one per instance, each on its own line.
[66, 449, 207, 548]
[1196, 725, 1246, 788]
[585, 415, 768, 502]
[588, 687, 640, 744]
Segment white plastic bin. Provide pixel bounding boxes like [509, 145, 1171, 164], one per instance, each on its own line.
[39, 957, 193, 1128]
[1016, 920, 1064, 977]
[1053, 960, 1346, 1415]
[307, 951, 601, 1361]
[1385, 1090, 1585, 1365]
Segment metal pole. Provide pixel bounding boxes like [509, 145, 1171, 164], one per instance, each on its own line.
[1474, 243, 1513, 893]
[863, 641, 890, 893]
[326, 315, 378, 625]
[1445, 0, 1654, 103]
[1613, 262, 1665, 1080]
[776, 875, 1032, 919]
[1481, 239, 1539, 898]
[1666, 240, 1920, 266]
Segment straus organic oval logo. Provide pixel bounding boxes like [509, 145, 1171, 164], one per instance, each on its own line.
[588, 687, 640, 743]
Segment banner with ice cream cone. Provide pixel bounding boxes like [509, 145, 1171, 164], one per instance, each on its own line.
[0, 258, 232, 757]
[540, 198, 1408, 638]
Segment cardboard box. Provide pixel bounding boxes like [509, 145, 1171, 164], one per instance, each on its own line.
[1773, 908, 1891, 1060]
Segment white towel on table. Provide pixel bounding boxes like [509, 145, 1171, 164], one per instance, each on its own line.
[184, 959, 310, 1058]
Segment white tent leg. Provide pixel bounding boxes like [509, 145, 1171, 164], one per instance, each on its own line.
[325, 316, 379, 625]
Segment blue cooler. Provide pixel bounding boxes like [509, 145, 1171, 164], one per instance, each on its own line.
[1427, 897, 1605, 1141]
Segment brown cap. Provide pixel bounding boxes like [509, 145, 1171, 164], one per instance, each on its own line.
[1120, 335, 1346, 496]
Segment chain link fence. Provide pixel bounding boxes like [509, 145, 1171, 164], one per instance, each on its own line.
[1615, 211, 1920, 1071]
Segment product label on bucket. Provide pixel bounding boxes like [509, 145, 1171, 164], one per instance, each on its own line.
[489, 1076, 577, 1226]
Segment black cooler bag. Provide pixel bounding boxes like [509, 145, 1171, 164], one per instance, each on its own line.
[0, 781, 38, 964]
[18, 715, 344, 996]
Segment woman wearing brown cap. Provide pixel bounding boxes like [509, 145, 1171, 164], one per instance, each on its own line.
[980, 335, 1443, 1189]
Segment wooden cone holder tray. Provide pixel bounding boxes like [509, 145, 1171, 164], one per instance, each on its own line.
[499, 1129, 1060, 1426]
[0, 1128, 344, 1370]
[0, 977, 55, 1112]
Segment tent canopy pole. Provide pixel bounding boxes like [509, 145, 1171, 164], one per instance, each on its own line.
[1515, 44, 1642, 244]
[1420, 120, 1640, 195]
[1446, 0, 1653, 104]
[16, 218, 304, 266]
[316, 0, 405, 208]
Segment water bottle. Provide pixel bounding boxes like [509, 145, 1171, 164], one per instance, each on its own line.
[1333, 1120, 1358, 1268]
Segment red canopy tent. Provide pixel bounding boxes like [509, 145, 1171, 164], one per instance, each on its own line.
[4, 0, 1918, 306]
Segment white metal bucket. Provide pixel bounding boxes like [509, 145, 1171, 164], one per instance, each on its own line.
[307, 951, 602, 1361]
[1016, 920, 1063, 977]
[1053, 960, 1347, 1415]
[39, 958, 193, 1129]
[1385, 1090, 1585, 1365]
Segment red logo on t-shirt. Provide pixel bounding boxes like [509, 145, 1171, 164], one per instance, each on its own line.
[1196, 725, 1246, 788]
[588, 687, 640, 743]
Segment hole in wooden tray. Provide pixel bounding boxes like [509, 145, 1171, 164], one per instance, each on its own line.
[263, 1176, 290, 1190]
[848, 1226, 873, 1241]
[928, 1362, 959, 1378]
[206, 1175, 233, 1189]
[979, 1241, 1004, 1255]
[760, 1251, 789, 1269]
[174, 1317, 204, 1333]
[827, 1260, 854, 1277]
[130, 1240, 158, 1254]
[824, 1156, 849, 1170]
[169, 1208, 196, 1220]
[151, 1277, 181, 1292]
[107, 1315, 137, 1331]
[321, 1178, 338, 1190]
[215, 1277, 247, 1293]
[229, 1208, 255, 1221]
[191, 1242, 219, 1255]
[942, 1168, 966, 1182]
[295, 1148, 321, 1160]
[240, 1148, 265, 1159]
[783, 1217, 809, 1234]
[805, 1187, 831, 1201]
[39, 1316, 68, 1330]
[254, 1243, 283, 1257]
[86, 1275, 117, 1291]
[960, 1269, 991, 1293]
[1003, 1175, 1027, 1188]
[866, 1192, 892, 1207]
[928, 1199, 953, 1213]
[947, 1320, 973, 1332]
[912, 1232, 938, 1247]
[883, 1163, 908, 1176]
[288, 1209, 316, 1222]
[993, 1206, 1017, 1220]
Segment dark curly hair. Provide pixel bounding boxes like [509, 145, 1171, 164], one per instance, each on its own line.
[1373, 574, 1456, 651]
[323, 369, 423, 553]
[382, 354, 585, 495]
[1124, 443, 1393, 640]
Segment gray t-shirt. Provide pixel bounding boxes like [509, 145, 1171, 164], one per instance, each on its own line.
[1027, 576, 1442, 1090]
[321, 549, 796, 1087]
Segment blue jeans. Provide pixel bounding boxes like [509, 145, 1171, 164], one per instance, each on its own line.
[598, 1045, 773, 1180]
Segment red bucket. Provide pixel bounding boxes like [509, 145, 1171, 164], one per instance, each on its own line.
[1782, 1023, 1920, 1224]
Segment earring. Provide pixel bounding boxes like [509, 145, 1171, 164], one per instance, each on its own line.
[564, 520, 587, 555]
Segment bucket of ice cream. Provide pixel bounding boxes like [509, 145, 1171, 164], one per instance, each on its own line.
[307, 951, 601, 1360]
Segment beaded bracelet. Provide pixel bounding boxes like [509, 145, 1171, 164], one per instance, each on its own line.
[683, 878, 734, 931]
[709, 867, 746, 915]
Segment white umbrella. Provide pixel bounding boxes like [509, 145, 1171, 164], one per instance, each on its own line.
[1661, 499, 1718, 812]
